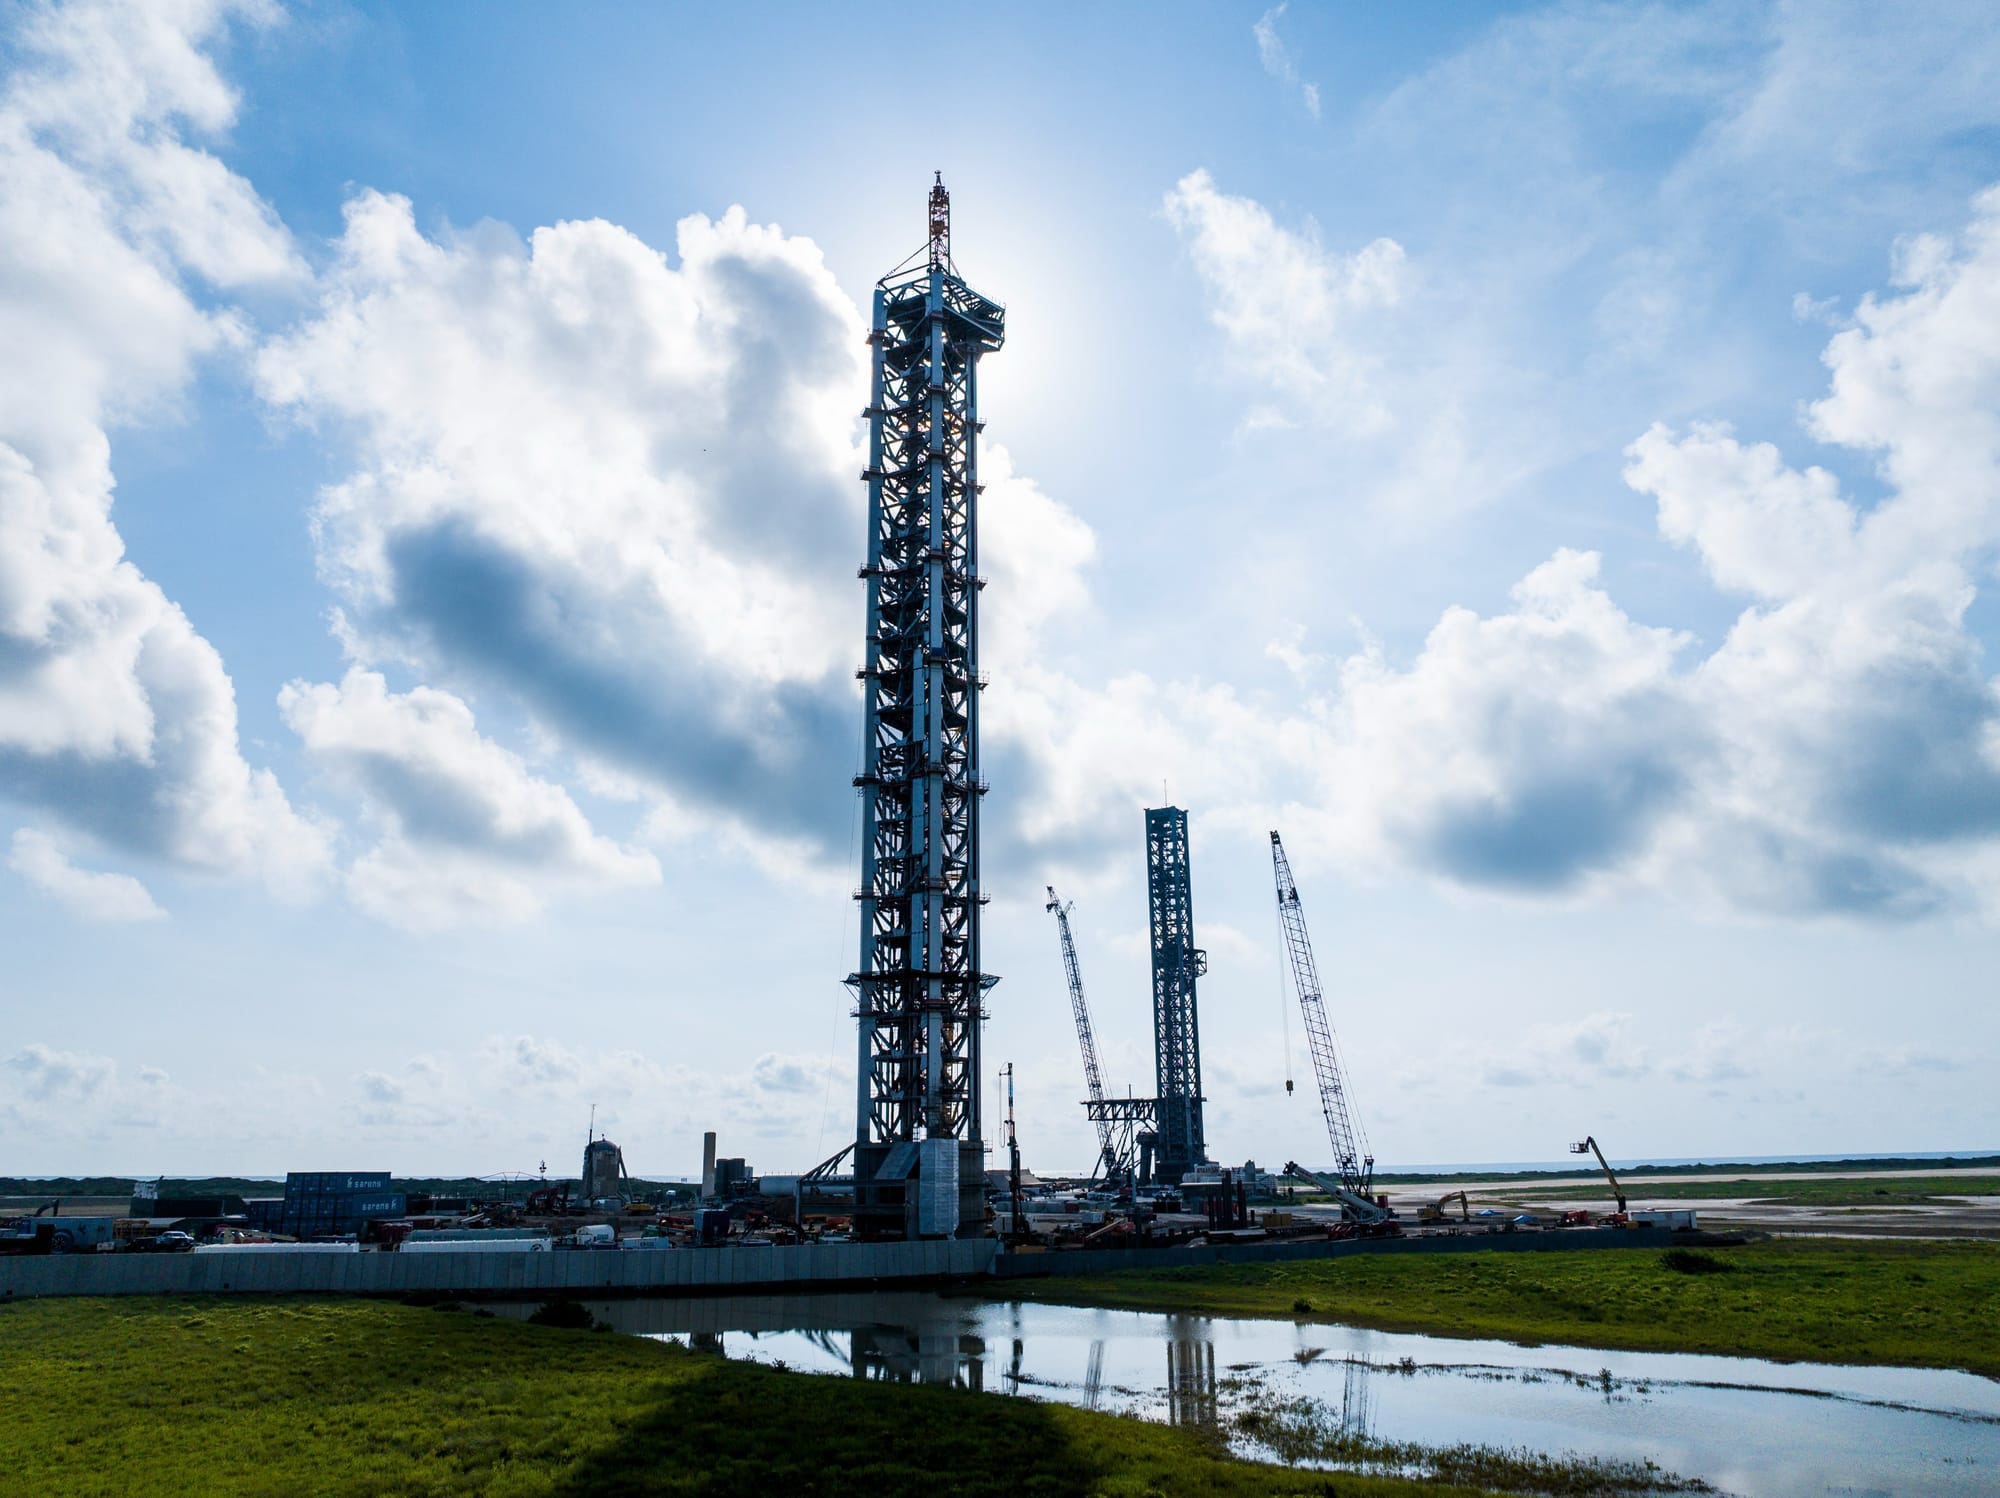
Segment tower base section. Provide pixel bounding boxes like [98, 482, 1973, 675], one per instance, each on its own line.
[854, 1138, 988, 1240]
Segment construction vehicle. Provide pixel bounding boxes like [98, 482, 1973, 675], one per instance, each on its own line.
[1047, 887, 1134, 1184]
[1283, 1162, 1394, 1226]
[1418, 1190, 1470, 1224]
[1271, 832, 1389, 1224]
[1570, 1135, 1628, 1215]
[522, 1183, 572, 1216]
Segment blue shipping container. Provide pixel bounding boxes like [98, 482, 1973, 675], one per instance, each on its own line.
[285, 1171, 390, 1194]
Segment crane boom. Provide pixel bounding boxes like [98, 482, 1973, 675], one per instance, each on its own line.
[1047, 886, 1120, 1177]
[1270, 832, 1374, 1201]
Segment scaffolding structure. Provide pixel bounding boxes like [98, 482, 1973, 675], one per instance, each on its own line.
[850, 178, 1006, 1239]
[1146, 806, 1209, 1184]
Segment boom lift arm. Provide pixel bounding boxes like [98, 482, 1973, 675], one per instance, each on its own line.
[1047, 887, 1127, 1182]
[1569, 1135, 1627, 1214]
[1270, 831, 1385, 1223]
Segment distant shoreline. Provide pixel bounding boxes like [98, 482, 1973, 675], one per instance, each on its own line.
[5, 1155, 1999, 1195]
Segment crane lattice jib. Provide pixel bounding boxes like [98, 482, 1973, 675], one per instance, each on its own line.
[1047, 888, 1117, 1171]
[1270, 831, 1372, 1198]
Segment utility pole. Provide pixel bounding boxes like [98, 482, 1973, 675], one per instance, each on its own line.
[1003, 1063, 1025, 1245]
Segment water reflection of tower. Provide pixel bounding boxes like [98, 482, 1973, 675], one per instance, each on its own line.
[1085, 1340, 1106, 1409]
[1339, 1355, 1374, 1439]
[1165, 1337, 1218, 1428]
[850, 1325, 987, 1391]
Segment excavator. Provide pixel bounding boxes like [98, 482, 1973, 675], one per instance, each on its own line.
[1417, 1190, 1470, 1224]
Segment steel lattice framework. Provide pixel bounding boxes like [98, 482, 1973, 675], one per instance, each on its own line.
[1046, 886, 1134, 1181]
[1270, 830, 1374, 1198]
[850, 178, 1005, 1238]
[1146, 806, 1209, 1184]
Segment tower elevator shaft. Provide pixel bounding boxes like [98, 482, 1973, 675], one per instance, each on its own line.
[1146, 806, 1209, 1184]
[850, 179, 1005, 1239]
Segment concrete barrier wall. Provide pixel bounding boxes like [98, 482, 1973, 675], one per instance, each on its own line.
[0, 1238, 1000, 1301]
[0, 1228, 1670, 1301]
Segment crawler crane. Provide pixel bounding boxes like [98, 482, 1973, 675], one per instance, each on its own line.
[1271, 831, 1389, 1224]
[1046, 887, 1134, 1184]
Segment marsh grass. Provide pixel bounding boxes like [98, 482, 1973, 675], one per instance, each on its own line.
[0, 1297, 1502, 1497]
[1499, 1175, 2000, 1207]
[1005, 1238, 2000, 1377]
[1239, 1390, 1711, 1497]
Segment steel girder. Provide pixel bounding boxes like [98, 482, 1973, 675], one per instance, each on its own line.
[850, 188, 1004, 1237]
[1145, 806, 1209, 1183]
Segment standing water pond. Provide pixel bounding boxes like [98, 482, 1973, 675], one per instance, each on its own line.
[488, 1291, 1998, 1497]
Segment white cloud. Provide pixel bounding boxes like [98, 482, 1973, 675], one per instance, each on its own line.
[279, 667, 659, 929]
[1253, 4, 1321, 119]
[5, 1041, 116, 1101]
[1294, 179, 2000, 916]
[257, 191, 868, 860]
[8, 827, 164, 922]
[1481, 1012, 1651, 1089]
[0, 0, 328, 891]
[320, 1034, 851, 1168]
[1163, 169, 1405, 429]
[1310, 549, 1699, 895]
[1042, 175, 2000, 922]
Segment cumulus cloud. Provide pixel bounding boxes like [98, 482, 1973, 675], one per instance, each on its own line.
[256, 193, 868, 864]
[327, 1035, 850, 1166]
[0, 0, 328, 891]
[1316, 549, 1699, 895]
[1163, 169, 1405, 429]
[1271, 181, 2000, 917]
[1253, 4, 1321, 119]
[8, 827, 164, 921]
[1481, 1012, 1651, 1089]
[279, 667, 659, 928]
[5, 1041, 116, 1101]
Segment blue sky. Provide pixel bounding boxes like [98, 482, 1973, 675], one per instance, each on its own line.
[4, 0, 1998, 1179]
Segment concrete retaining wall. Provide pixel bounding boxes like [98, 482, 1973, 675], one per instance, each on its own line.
[0, 1238, 999, 1301]
[0, 1227, 1672, 1301]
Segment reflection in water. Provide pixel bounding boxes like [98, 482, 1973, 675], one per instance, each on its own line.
[1338, 1355, 1372, 1441]
[1165, 1336, 1217, 1428]
[479, 1290, 2000, 1498]
[852, 1325, 986, 1390]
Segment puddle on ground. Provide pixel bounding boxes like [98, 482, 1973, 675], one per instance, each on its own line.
[484, 1291, 2000, 1497]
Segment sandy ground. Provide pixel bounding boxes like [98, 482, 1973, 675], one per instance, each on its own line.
[1376, 1175, 2000, 1241]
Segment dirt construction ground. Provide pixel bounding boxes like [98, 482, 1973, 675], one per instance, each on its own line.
[1386, 1167, 2000, 1241]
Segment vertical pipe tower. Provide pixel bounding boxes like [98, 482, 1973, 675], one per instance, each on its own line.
[851, 179, 1006, 1238]
[1146, 806, 1209, 1184]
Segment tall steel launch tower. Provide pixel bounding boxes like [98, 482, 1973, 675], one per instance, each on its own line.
[850, 178, 1006, 1239]
[1146, 806, 1209, 1184]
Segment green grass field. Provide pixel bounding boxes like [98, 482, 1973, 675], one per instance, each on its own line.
[0, 1297, 1506, 1498]
[1491, 1175, 2000, 1207]
[1003, 1239, 2000, 1377]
